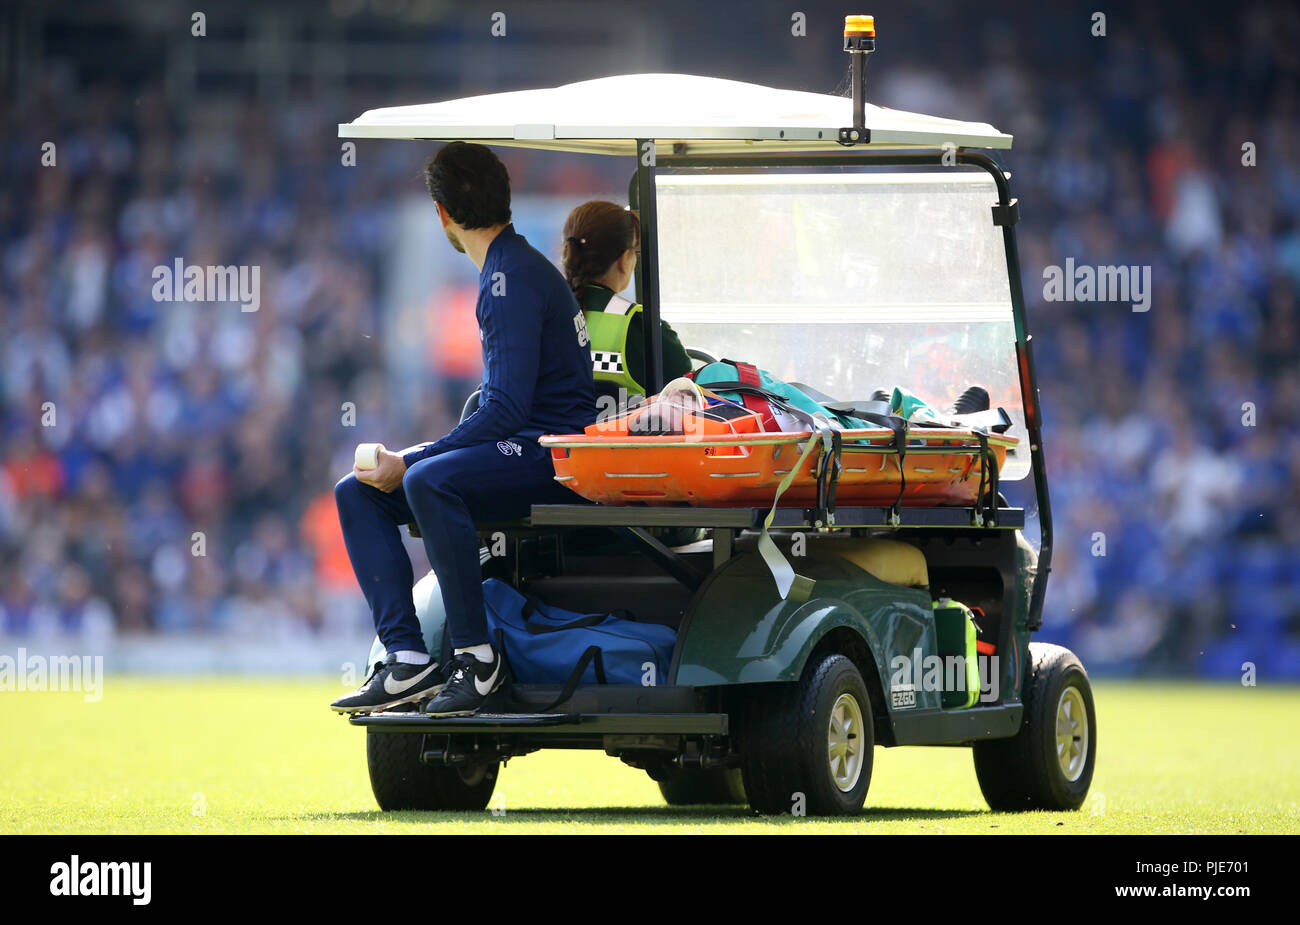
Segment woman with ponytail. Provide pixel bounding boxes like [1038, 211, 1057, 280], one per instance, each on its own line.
[561, 200, 693, 405]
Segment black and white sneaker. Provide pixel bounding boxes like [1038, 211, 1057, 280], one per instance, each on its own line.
[330, 654, 447, 714]
[423, 649, 503, 717]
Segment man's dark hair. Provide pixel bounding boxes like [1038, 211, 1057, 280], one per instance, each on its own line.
[423, 142, 511, 229]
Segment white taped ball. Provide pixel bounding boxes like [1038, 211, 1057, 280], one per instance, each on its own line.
[355, 442, 384, 471]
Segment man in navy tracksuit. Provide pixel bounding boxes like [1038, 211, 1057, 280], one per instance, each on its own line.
[331, 142, 596, 716]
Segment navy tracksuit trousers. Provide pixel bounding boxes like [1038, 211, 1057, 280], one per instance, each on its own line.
[334, 437, 577, 653]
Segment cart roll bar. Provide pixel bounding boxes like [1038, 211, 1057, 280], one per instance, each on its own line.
[958, 150, 1052, 631]
[630, 140, 664, 394]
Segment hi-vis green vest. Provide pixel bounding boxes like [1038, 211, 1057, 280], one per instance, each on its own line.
[583, 294, 646, 398]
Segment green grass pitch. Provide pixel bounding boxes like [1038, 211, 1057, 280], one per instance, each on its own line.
[2, 679, 1297, 834]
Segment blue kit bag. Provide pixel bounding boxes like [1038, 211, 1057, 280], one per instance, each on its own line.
[481, 578, 676, 688]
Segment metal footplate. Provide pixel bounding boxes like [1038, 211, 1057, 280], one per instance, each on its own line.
[352, 712, 729, 735]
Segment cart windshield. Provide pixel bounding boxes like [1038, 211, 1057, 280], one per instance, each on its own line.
[654, 164, 1029, 480]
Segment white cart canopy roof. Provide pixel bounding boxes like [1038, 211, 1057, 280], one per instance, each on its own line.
[338, 73, 1012, 155]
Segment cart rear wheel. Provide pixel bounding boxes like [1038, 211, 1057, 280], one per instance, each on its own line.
[656, 768, 747, 806]
[366, 729, 498, 811]
[740, 653, 874, 816]
[973, 642, 1096, 811]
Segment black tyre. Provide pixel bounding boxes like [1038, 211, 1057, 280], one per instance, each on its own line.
[656, 768, 747, 806]
[740, 653, 874, 816]
[366, 731, 499, 811]
[973, 642, 1096, 811]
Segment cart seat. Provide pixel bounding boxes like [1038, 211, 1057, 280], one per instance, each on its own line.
[836, 538, 929, 589]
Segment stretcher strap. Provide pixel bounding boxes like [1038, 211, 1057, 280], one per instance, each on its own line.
[755, 421, 834, 604]
[711, 380, 908, 524]
[697, 380, 824, 433]
[970, 431, 1000, 527]
[830, 400, 909, 523]
[721, 360, 779, 431]
[730, 360, 761, 387]
[814, 427, 842, 526]
[985, 437, 1000, 521]
[900, 417, 1000, 526]
[855, 404, 1004, 523]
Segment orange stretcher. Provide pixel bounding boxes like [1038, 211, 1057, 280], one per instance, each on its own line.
[540, 398, 1016, 508]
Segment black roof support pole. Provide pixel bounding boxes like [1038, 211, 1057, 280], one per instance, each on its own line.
[958, 150, 1053, 632]
[630, 139, 664, 395]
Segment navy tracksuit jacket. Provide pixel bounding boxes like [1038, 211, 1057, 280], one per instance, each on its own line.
[335, 224, 596, 652]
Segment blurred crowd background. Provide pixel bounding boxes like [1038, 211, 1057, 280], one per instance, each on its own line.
[1, 0, 1296, 676]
